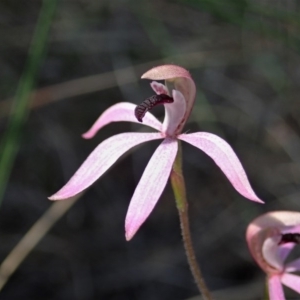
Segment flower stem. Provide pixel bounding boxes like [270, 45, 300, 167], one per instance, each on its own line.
[170, 141, 213, 300]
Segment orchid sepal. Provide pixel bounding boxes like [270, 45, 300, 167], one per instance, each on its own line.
[82, 102, 162, 139]
[49, 132, 163, 200]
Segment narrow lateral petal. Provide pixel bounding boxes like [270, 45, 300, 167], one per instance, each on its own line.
[281, 273, 300, 293]
[179, 132, 263, 203]
[49, 132, 163, 200]
[82, 102, 162, 139]
[268, 275, 285, 300]
[286, 258, 300, 273]
[125, 138, 178, 240]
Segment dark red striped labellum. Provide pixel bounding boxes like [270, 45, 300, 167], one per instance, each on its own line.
[279, 233, 300, 245]
[135, 94, 174, 122]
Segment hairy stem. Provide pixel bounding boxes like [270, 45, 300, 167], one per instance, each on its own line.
[170, 141, 213, 300]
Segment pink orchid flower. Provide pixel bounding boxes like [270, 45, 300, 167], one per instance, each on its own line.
[246, 211, 300, 299]
[49, 64, 263, 240]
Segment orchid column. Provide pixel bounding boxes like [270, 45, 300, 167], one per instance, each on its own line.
[49, 65, 263, 298]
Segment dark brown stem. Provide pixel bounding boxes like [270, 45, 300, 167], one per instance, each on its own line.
[170, 141, 213, 300]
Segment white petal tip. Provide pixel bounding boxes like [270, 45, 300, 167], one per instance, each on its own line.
[48, 194, 74, 201]
[81, 132, 93, 139]
[125, 224, 137, 241]
[249, 196, 264, 204]
[125, 232, 134, 241]
[125, 236, 131, 242]
[48, 195, 60, 201]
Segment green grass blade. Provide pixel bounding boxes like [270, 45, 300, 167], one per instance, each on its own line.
[0, 0, 58, 205]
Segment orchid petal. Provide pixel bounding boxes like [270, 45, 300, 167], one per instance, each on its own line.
[179, 132, 263, 203]
[281, 273, 300, 293]
[162, 90, 186, 136]
[150, 81, 169, 95]
[286, 258, 300, 273]
[268, 275, 285, 300]
[82, 102, 162, 139]
[49, 132, 163, 200]
[142, 65, 196, 132]
[125, 138, 178, 241]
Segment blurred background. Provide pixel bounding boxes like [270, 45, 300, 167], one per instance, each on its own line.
[0, 0, 300, 299]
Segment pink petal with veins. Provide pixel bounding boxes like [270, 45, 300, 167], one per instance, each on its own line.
[179, 132, 263, 203]
[268, 275, 285, 300]
[281, 273, 300, 293]
[125, 138, 178, 241]
[82, 102, 162, 139]
[286, 258, 300, 273]
[49, 132, 163, 200]
[150, 81, 169, 95]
